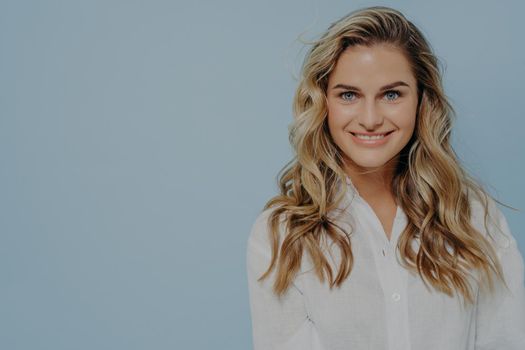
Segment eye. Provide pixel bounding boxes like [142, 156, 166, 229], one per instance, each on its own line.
[340, 91, 356, 101]
[338, 90, 402, 102]
[384, 90, 401, 101]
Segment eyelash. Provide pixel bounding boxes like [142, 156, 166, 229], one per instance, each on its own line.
[339, 90, 402, 102]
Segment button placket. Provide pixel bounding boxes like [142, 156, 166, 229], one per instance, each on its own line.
[382, 215, 411, 350]
[355, 199, 411, 349]
[392, 292, 401, 301]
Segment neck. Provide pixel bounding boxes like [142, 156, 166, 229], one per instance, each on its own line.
[343, 157, 398, 201]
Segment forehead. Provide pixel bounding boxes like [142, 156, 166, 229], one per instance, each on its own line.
[329, 44, 416, 87]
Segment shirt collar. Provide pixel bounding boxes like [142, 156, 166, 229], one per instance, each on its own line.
[333, 174, 408, 225]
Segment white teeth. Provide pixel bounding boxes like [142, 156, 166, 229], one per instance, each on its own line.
[354, 133, 387, 140]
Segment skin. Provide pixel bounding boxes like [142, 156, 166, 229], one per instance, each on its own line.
[325, 43, 419, 239]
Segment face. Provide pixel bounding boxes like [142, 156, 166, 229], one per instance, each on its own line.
[326, 43, 419, 175]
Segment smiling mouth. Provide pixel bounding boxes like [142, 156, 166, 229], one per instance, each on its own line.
[350, 130, 394, 139]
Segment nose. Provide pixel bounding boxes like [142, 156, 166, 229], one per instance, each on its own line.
[357, 99, 384, 130]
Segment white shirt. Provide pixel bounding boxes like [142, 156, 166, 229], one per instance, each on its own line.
[246, 176, 525, 350]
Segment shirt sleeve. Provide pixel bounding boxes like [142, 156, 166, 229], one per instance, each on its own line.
[246, 208, 312, 350]
[475, 203, 525, 349]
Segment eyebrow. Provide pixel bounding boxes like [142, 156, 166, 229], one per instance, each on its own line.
[331, 81, 410, 91]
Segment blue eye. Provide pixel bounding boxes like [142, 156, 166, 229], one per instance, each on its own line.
[339, 90, 402, 102]
[340, 91, 356, 101]
[385, 90, 401, 101]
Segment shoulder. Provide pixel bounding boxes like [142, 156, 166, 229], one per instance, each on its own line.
[247, 206, 288, 255]
[246, 206, 293, 285]
[469, 192, 514, 251]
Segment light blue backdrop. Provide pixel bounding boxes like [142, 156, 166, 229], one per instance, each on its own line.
[1, 0, 523, 349]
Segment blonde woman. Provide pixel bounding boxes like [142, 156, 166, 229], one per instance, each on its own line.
[246, 5, 525, 350]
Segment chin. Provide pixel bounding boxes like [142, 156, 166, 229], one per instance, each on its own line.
[347, 154, 397, 169]
[353, 161, 388, 169]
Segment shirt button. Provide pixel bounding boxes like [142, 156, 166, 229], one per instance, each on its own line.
[392, 293, 401, 301]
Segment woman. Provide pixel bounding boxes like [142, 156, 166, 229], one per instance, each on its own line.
[246, 5, 525, 350]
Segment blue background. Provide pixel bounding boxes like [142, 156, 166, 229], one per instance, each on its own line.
[1, 0, 523, 349]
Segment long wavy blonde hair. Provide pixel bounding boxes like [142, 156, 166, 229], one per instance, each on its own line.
[256, 5, 516, 307]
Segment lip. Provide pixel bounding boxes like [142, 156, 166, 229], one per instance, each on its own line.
[350, 131, 394, 136]
[350, 130, 394, 146]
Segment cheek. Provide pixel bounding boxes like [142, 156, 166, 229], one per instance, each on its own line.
[327, 102, 353, 129]
[393, 104, 417, 130]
